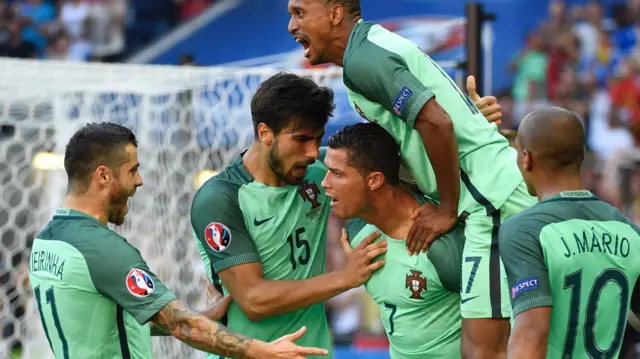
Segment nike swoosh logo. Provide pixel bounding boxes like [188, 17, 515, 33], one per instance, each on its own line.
[460, 295, 479, 304]
[253, 216, 275, 226]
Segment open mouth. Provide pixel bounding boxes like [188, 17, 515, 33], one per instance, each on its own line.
[295, 36, 311, 57]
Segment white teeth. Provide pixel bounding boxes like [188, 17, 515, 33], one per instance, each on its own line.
[304, 48, 310, 56]
[296, 38, 302, 43]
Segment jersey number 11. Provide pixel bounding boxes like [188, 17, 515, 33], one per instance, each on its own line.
[34, 286, 70, 359]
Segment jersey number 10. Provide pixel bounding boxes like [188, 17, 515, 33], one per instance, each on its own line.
[563, 268, 629, 358]
[34, 285, 69, 359]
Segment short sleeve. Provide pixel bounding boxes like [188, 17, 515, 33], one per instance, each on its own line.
[343, 40, 434, 128]
[346, 218, 371, 248]
[190, 179, 260, 273]
[85, 233, 176, 325]
[499, 218, 553, 316]
[427, 224, 465, 293]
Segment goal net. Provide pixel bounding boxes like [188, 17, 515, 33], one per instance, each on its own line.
[0, 56, 465, 358]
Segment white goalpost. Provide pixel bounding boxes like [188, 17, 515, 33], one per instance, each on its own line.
[0, 51, 472, 358]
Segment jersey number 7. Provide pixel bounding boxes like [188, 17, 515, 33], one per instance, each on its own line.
[34, 286, 70, 359]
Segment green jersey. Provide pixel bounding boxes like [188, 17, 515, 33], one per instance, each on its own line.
[500, 191, 640, 359]
[28, 209, 176, 359]
[342, 19, 522, 216]
[346, 196, 464, 359]
[191, 154, 332, 359]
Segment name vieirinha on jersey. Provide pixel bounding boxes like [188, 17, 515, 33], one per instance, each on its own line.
[29, 249, 65, 280]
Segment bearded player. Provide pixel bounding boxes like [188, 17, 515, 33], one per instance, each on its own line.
[191, 72, 502, 359]
[500, 107, 640, 359]
[28, 122, 328, 359]
[322, 123, 465, 359]
[287, 1, 536, 357]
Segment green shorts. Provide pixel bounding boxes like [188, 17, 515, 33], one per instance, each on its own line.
[460, 180, 537, 319]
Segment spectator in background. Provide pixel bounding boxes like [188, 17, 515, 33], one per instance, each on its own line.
[573, 1, 607, 61]
[14, 0, 55, 54]
[60, 0, 89, 44]
[0, 20, 37, 58]
[609, 52, 640, 146]
[87, 0, 126, 62]
[539, 0, 572, 44]
[175, 0, 211, 22]
[509, 31, 548, 126]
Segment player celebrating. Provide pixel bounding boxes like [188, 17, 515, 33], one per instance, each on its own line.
[191, 73, 387, 359]
[500, 107, 640, 359]
[191, 72, 502, 359]
[28, 122, 328, 359]
[287, 1, 536, 357]
[322, 123, 465, 359]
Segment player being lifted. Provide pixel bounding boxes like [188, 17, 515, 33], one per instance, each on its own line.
[28, 122, 328, 359]
[287, 1, 536, 357]
[191, 72, 501, 359]
[322, 123, 465, 359]
[500, 107, 640, 359]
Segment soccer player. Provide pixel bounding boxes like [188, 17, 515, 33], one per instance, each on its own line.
[191, 72, 502, 359]
[28, 122, 329, 359]
[322, 123, 465, 359]
[287, 1, 536, 357]
[499, 107, 640, 359]
[191, 73, 387, 359]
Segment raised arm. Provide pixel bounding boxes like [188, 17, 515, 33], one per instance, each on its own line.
[191, 180, 386, 322]
[499, 219, 553, 359]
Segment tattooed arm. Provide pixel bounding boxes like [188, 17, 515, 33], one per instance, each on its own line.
[150, 299, 253, 357]
[150, 293, 231, 337]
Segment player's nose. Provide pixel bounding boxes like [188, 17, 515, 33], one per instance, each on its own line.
[320, 173, 330, 189]
[288, 17, 298, 35]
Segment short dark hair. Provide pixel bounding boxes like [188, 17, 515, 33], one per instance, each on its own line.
[64, 122, 137, 192]
[328, 123, 400, 185]
[251, 72, 335, 137]
[327, 0, 361, 17]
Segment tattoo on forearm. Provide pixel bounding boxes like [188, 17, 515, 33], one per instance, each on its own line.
[152, 300, 252, 358]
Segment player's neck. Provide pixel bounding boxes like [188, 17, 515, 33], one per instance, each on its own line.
[243, 143, 287, 187]
[361, 186, 417, 240]
[534, 172, 585, 201]
[62, 194, 110, 225]
[328, 18, 357, 67]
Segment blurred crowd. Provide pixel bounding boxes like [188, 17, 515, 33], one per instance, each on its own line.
[500, 0, 640, 223]
[0, 0, 214, 62]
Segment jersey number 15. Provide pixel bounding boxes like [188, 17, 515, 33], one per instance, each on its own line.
[287, 227, 310, 270]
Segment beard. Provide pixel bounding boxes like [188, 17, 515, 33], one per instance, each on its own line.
[108, 181, 132, 226]
[267, 139, 307, 186]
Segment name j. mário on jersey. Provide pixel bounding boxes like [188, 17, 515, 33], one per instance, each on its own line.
[560, 229, 630, 258]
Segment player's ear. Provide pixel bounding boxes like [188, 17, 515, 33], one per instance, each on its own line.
[95, 165, 111, 185]
[329, 4, 344, 25]
[523, 150, 533, 171]
[366, 172, 385, 191]
[257, 122, 275, 146]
